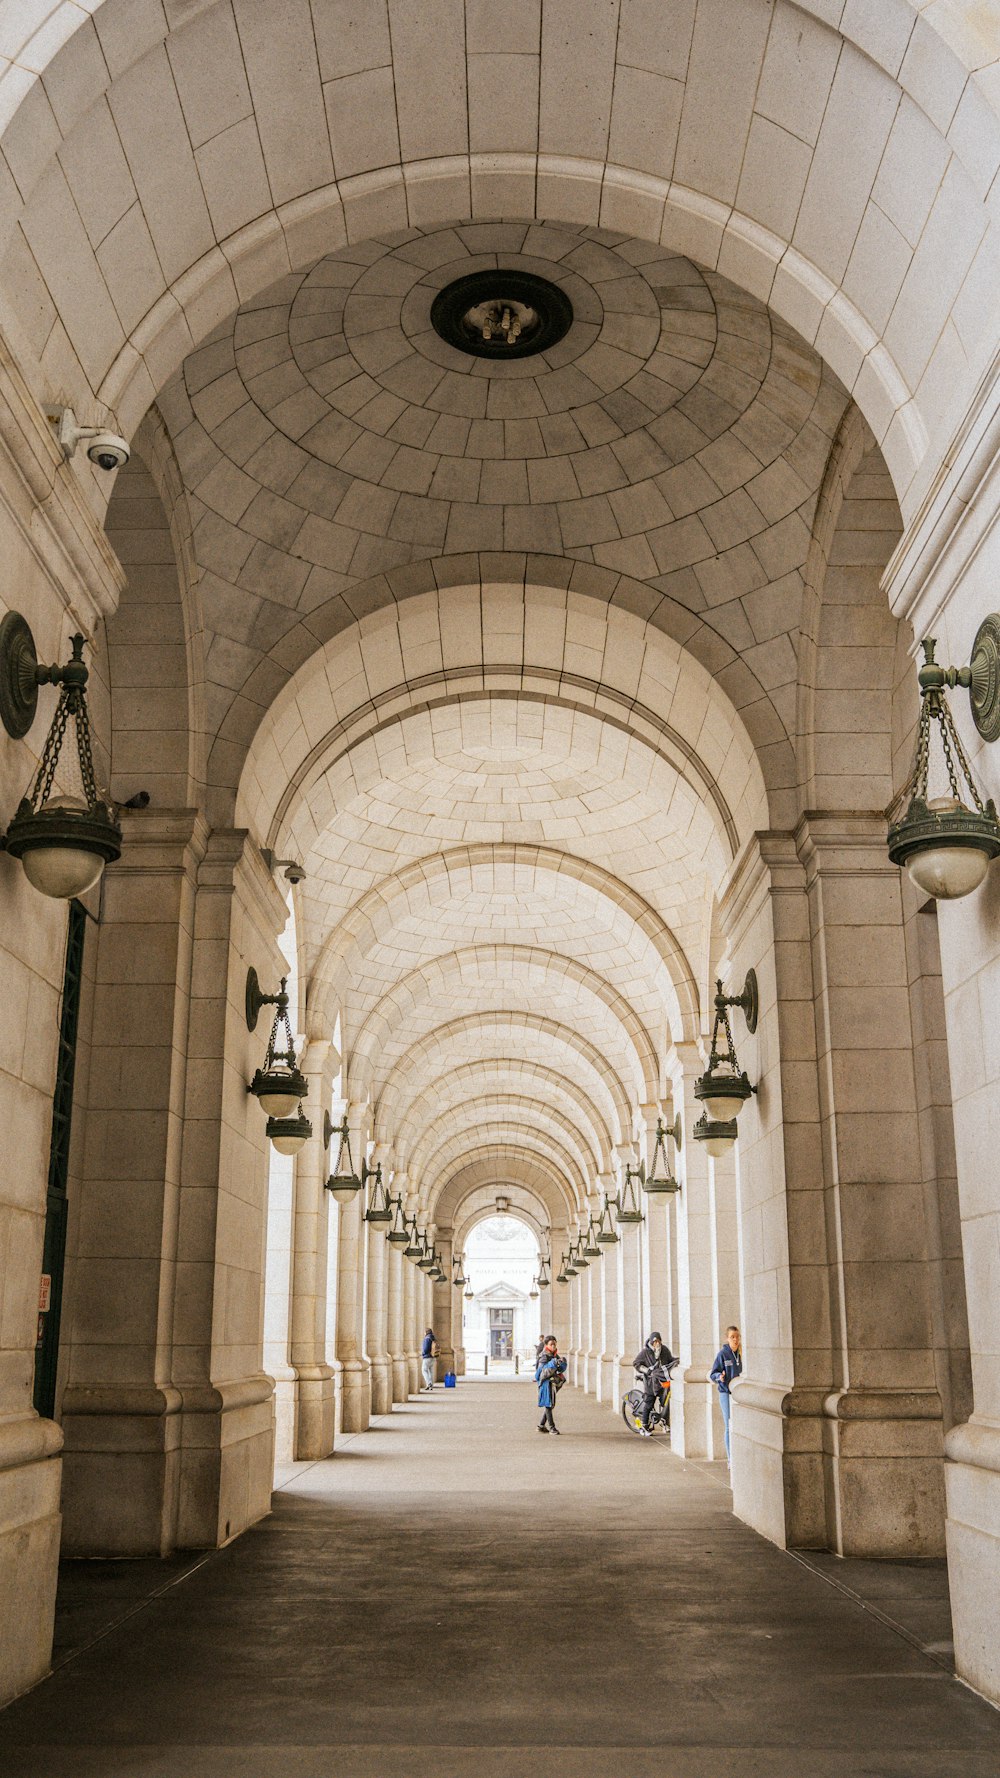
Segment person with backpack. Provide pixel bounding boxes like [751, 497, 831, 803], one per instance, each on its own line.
[421, 1327, 438, 1391]
[535, 1334, 567, 1434]
[709, 1325, 742, 1464]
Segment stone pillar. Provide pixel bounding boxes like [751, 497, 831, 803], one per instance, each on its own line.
[288, 1040, 336, 1458]
[334, 1099, 371, 1432]
[365, 1142, 393, 1416]
[386, 1175, 408, 1402]
[619, 1216, 644, 1404]
[430, 1229, 454, 1376]
[669, 1045, 719, 1459]
[642, 1105, 674, 1353]
[596, 1173, 619, 1404]
[797, 814, 946, 1555]
[404, 1191, 421, 1394]
[62, 819, 283, 1556]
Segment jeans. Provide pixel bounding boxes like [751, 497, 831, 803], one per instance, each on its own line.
[640, 1389, 657, 1429]
[539, 1405, 556, 1429]
[719, 1387, 732, 1462]
[421, 1356, 435, 1389]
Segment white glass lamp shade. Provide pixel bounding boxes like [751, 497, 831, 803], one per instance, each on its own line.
[327, 1176, 361, 1204]
[905, 800, 993, 898]
[704, 1129, 737, 1158]
[255, 1070, 300, 1118]
[271, 1127, 308, 1156]
[21, 797, 106, 898]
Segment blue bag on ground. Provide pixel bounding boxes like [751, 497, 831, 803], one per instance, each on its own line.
[444, 1372, 456, 1388]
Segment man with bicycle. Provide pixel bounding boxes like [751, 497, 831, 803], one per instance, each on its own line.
[632, 1331, 675, 1437]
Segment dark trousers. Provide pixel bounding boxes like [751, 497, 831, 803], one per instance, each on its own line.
[640, 1388, 658, 1429]
[539, 1404, 556, 1429]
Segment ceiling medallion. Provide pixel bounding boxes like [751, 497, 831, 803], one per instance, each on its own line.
[430, 270, 574, 359]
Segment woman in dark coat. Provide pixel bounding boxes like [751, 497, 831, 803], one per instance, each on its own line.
[535, 1335, 567, 1434]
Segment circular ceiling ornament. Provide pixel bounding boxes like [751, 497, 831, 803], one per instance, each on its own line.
[430, 270, 574, 360]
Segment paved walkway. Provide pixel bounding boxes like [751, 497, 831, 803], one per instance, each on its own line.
[1, 1380, 998, 1776]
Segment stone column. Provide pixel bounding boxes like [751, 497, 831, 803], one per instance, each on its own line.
[334, 1099, 371, 1432]
[596, 1173, 619, 1403]
[404, 1190, 421, 1393]
[642, 1105, 674, 1352]
[619, 1216, 644, 1404]
[386, 1171, 408, 1402]
[288, 1039, 336, 1458]
[796, 814, 946, 1554]
[669, 1045, 719, 1459]
[62, 820, 284, 1556]
[429, 1228, 454, 1376]
[365, 1141, 393, 1416]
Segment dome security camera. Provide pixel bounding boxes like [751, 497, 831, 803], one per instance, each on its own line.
[85, 431, 130, 471]
[50, 407, 130, 472]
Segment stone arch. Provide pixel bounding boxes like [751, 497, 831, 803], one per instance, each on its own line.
[100, 409, 206, 803]
[405, 1092, 602, 1191]
[308, 843, 700, 1044]
[375, 1010, 630, 1144]
[429, 1148, 579, 1228]
[386, 1058, 615, 1175]
[350, 943, 661, 1104]
[797, 403, 905, 810]
[2, 0, 996, 507]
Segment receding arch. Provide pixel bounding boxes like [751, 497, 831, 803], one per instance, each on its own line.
[350, 943, 661, 1104]
[387, 1058, 615, 1175]
[308, 842, 700, 1044]
[376, 1011, 630, 1143]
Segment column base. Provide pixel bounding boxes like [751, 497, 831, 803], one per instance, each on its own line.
[176, 1377, 275, 1548]
[731, 1382, 946, 1556]
[292, 1366, 335, 1460]
[453, 1346, 466, 1378]
[339, 1358, 371, 1433]
[390, 1354, 409, 1402]
[406, 1352, 420, 1395]
[822, 1388, 945, 1557]
[60, 1384, 182, 1556]
[945, 1419, 1000, 1705]
[0, 1415, 62, 1706]
[670, 1369, 717, 1459]
[369, 1354, 393, 1416]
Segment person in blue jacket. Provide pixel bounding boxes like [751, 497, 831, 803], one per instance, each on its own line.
[535, 1334, 567, 1434]
[709, 1325, 742, 1464]
[421, 1328, 437, 1391]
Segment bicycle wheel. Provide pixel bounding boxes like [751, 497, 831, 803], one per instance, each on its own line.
[621, 1390, 646, 1434]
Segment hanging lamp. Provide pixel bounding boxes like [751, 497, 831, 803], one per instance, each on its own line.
[266, 1107, 312, 1156]
[694, 973, 757, 1125]
[386, 1194, 410, 1244]
[640, 1116, 682, 1194]
[324, 1114, 363, 1202]
[595, 1195, 619, 1246]
[572, 1234, 590, 1268]
[887, 630, 1000, 899]
[363, 1159, 393, 1224]
[529, 1279, 540, 1300]
[563, 1246, 578, 1278]
[555, 1255, 569, 1284]
[403, 1217, 424, 1261]
[692, 1114, 739, 1158]
[0, 619, 121, 899]
[464, 1277, 474, 1300]
[616, 1163, 645, 1224]
[417, 1233, 436, 1272]
[537, 1254, 551, 1289]
[453, 1255, 466, 1288]
[246, 969, 307, 1117]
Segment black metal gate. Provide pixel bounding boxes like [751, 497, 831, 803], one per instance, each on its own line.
[33, 899, 86, 1420]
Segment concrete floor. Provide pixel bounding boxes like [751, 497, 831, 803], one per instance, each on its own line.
[1, 1380, 998, 1777]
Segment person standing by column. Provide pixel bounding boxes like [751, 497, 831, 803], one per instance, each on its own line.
[421, 1327, 437, 1391]
[536, 1335, 567, 1434]
[709, 1325, 742, 1465]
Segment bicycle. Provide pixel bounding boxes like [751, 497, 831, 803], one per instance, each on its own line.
[621, 1358, 678, 1436]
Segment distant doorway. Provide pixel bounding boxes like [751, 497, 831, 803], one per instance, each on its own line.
[489, 1310, 514, 1360]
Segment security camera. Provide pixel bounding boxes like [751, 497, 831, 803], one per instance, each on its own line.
[86, 431, 130, 471]
[260, 848, 307, 885]
[50, 408, 130, 472]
